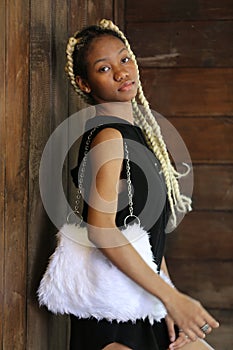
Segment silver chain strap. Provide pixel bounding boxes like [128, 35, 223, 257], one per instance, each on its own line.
[68, 127, 140, 228]
[124, 142, 133, 217]
[72, 127, 97, 220]
[124, 142, 140, 228]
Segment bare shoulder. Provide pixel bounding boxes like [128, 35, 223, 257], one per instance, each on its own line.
[91, 127, 123, 148]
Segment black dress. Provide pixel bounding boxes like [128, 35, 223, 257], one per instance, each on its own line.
[70, 116, 175, 350]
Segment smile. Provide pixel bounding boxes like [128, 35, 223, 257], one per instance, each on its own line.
[118, 81, 135, 92]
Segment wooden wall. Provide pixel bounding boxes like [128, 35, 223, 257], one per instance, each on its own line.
[0, 0, 232, 349]
[125, 1, 233, 349]
[0, 0, 122, 349]
[0, 0, 30, 348]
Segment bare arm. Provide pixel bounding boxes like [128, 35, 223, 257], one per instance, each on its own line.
[87, 128, 219, 341]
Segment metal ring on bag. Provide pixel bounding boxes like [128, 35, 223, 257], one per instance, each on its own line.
[66, 211, 83, 226]
[124, 214, 141, 228]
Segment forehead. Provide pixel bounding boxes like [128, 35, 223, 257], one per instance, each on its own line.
[87, 35, 126, 59]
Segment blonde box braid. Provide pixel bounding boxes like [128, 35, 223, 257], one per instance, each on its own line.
[66, 37, 93, 104]
[65, 19, 192, 229]
[99, 19, 192, 228]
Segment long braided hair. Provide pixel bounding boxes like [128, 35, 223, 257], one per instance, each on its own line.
[65, 19, 192, 229]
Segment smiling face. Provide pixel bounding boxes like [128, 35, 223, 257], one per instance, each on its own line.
[76, 35, 138, 104]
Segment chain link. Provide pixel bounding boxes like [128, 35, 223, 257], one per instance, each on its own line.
[74, 127, 97, 216]
[124, 142, 134, 217]
[73, 129, 135, 222]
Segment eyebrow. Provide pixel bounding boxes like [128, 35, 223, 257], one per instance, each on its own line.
[93, 47, 127, 66]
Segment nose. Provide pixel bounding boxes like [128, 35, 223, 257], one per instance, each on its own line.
[114, 68, 129, 82]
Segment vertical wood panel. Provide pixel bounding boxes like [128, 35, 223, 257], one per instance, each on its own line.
[4, 0, 29, 348]
[28, 0, 72, 347]
[28, 0, 57, 349]
[69, 0, 89, 114]
[87, 0, 113, 23]
[28, 1, 116, 348]
[0, 1, 6, 347]
[49, 0, 70, 346]
[114, 0, 125, 30]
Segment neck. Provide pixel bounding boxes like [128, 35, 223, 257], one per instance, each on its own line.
[95, 102, 134, 125]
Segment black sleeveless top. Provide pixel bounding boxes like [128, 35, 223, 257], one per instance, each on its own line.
[70, 116, 173, 350]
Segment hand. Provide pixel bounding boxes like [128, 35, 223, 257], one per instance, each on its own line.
[164, 289, 219, 342]
[165, 314, 190, 349]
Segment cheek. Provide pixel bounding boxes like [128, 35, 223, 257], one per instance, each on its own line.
[129, 63, 138, 78]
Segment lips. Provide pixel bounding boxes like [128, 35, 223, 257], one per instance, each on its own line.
[118, 80, 135, 92]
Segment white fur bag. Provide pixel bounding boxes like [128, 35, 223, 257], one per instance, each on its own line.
[38, 129, 173, 324]
[37, 222, 173, 325]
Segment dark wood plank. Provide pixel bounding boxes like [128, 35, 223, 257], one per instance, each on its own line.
[206, 309, 233, 350]
[166, 212, 233, 259]
[69, 0, 89, 115]
[49, 0, 71, 346]
[3, 0, 29, 348]
[158, 114, 233, 163]
[193, 165, 233, 210]
[0, 1, 5, 345]
[87, 0, 113, 24]
[161, 116, 233, 163]
[114, 0, 125, 30]
[141, 68, 233, 117]
[126, 0, 233, 22]
[166, 259, 233, 309]
[127, 21, 233, 67]
[69, 0, 113, 36]
[28, 0, 69, 349]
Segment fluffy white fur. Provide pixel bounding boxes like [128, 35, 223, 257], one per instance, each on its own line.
[37, 223, 173, 324]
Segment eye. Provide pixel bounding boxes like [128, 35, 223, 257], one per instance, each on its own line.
[121, 56, 130, 64]
[98, 66, 110, 73]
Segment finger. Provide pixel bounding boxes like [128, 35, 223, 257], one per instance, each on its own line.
[169, 335, 190, 350]
[167, 323, 176, 342]
[185, 328, 199, 342]
[202, 311, 220, 329]
[190, 323, 207, 340]
[200, 324, 212, 335]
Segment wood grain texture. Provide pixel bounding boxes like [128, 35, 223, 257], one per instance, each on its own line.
[159, 116, 233, 163]
[0, 1, 5, 346]
[49, 0, 71, 346]
[141, 68, 233, 117]
[114, 0, 125, 30]
[28, 0, 69, 348]
[3, 0, 29, 348]
[87, 0, 113, 23]
[166, 259, 233, 309]
[126, 0, 233, 22]
[127, 21, 233, 67]
[166, 211, 233, 259]
[192, 165, 233, 210]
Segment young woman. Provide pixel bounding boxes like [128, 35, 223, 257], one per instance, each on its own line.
[66, 19, 219, 350]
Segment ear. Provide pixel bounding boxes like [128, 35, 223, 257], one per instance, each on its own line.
[75, 76, 91, 94]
